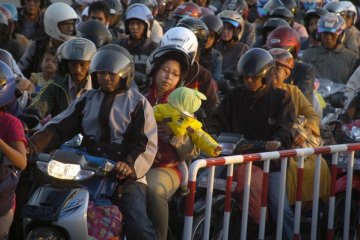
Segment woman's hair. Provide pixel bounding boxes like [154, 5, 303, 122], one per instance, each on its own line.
[152, 53, 188, 86]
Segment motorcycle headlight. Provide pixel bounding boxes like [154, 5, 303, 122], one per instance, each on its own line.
[36, 160, 95, 180]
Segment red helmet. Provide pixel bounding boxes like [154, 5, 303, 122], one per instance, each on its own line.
[265, 26, 301, 58]
[173, 2, 202, 19]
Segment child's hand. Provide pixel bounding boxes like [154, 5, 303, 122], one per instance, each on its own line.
[214, 145, 222, 156]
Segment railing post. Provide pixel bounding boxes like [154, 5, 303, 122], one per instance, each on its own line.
[311, 154, 322, 240]
[276, 158, 288, 240]
[222, 163, 234, 240]
[203, 166, 215, 240]
[294, 156, 305, 240]
[327, 152, 338, 239]
[241, 162, 252, 240]
[344, 151, 355, 240]
[259, 160, 270, 240]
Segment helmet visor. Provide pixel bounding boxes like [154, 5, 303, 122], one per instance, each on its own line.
[90, 49, 132, 76]
[222, 19, 240, 28]
[317, 27, 338, 33]
[0, 74, 6, 90]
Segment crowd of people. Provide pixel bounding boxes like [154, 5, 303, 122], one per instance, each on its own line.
[0, 0, 360, 239]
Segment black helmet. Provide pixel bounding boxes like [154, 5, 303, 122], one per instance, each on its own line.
[77, 19, 112, 48]
[262, 17, 290, 41]
[89, 44, 134, 91]
[146, 44, 191, 85]
[128, 0, 158, 12]
[281, 0, 297, 16]
[237, 48, 275, 79]
[269, 6, 294, 25]
[200, 14, 224, 39]
[176, 17, 209, 54]
[303, 7, 329, 33]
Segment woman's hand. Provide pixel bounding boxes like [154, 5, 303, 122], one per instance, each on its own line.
[293, 133, 306, 146]
[157, 122, 173, 142]
[265, 140, 281, 151]
[114, 162, 133, 180]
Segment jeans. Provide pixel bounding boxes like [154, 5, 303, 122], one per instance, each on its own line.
[146, 167, 181, 240]
[114, 181, 156, 240]
[268, 172, 295, 240]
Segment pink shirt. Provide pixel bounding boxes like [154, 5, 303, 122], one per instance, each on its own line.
[0, 112, 27, 146]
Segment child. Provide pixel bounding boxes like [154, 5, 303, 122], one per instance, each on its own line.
[153, 87, 222, 194]
[30, 50, 58, 92]
[0, 61, 27, 239]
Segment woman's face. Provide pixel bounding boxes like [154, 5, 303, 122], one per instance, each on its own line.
[155, 59, 181, 94]
[271, 65, 291, 88]
[221, 22, 235, 42]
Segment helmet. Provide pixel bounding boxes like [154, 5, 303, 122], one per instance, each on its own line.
[61, 37, 97, 62]
[303, 7, 329, 32]
[0, 3, 16, 21]
[324, 1, 357, 24]
[200, 14, 224, 38]
[128, 0, 158, 12]
[176, 17, 209, 53]
[44, 2, 78, 42]
[262, 17, 290, 40]
[89, 44, 135, 90]
[77, 19, 112, 48]
[237, 48, 275, 78]
[103, 0, 123, 14]
[269, 6, 294, 25]
[268, 48, 294, 69]
[0, 12, 8, 26]
[263, 0, 285, 13]
[146, 44, 191, 84]
[200, 7, 214, 16]
[0, 60, 16, 108]
[217, 10, 245, 40]
[317, 12, 345, 35]
[125, 3, 154, 38]
[0, 49, 15, 72]
[222, 0, 249, 19]
[0, 6, 12, 21]
[172, 2, 202, 19]
[300, 0, 323, 11]
[160, 27, 199, 64]
[281, 0, 298, 16]
[265, 26, 301, 58]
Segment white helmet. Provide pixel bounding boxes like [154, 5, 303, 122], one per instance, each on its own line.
[125, 3, 154, 38]
[44, 2, 79, 42]
[160, 27, 198, 64]
[328, 1, 357, 24]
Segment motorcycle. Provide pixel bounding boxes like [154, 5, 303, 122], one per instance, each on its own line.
[21, 147, 122, 240]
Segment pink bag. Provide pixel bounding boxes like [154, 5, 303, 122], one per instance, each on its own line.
[87, 201, 123, 240]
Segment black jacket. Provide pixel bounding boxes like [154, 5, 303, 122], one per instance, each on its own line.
[208, 85, 295, 170]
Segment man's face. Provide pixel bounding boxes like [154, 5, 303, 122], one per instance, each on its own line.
[128, 19, 146, 39]
[67, 60, 90, 82]
[24, 0, 41, 15]
[308, 16, 319, 35]
[58, 20, 75, 37]
[243, 76, 264, 92]
[271, 65, 291, 88]
[320, 32, 339, 49]
[90, 10, 110, 26]
[96, 71, 122, 92]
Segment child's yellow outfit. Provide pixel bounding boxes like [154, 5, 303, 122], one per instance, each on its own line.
[153, 87, 221, 194]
